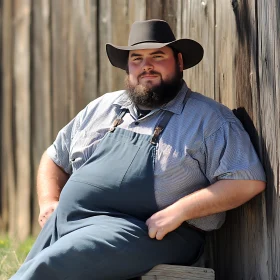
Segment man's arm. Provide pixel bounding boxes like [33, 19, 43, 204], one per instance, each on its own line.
[37, 151, 70, 227]
[146, 179, 265, 240]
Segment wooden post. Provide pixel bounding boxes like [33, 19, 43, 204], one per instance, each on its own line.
[1, 0, 16, 235]
[181, 0, 215, 99]
[50, 0, 71, 136]
[13, 0, 31, 241]
[31, 0, 52, 235]
[257, 0, 280, 278]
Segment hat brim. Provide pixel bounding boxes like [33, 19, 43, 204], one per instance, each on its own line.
[106, 39, 204, 70]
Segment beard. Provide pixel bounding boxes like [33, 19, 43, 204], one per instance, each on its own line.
[125, 66, 183, 109]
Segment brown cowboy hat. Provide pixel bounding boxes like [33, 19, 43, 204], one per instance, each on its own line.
[106, 19, 204, 70]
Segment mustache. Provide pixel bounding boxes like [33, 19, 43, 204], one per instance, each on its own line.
[138, 70, 162, 79]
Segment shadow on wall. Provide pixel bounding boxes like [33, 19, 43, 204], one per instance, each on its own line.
[233, 0, 276, 232]
[207, 1, 276, 279]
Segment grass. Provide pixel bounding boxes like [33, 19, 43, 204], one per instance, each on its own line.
[0, 236, 35, 280]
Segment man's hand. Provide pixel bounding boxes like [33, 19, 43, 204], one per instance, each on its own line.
[146, 204, 184, 240]
[38, 201, 59, 228]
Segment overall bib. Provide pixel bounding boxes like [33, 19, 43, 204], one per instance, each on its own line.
[11, 95, 205, 280]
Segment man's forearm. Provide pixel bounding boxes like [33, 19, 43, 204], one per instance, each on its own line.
[146, 179, 266, 240]
[37, 151, 70, 206]
[175, 179, 266, 221]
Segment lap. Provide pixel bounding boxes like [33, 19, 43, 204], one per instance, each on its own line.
[12, 217, 204, 280]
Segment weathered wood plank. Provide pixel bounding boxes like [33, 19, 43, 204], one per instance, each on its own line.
[83, 0, 98, 102]
[0, 0, 4, 232]
[98, 0, 113, 95]
[50, 0, 71, 136]
[257, 0, 280, 278]
[210, 2, 271, 280]
[233, 5, 270, 279]
[13, 0, 31, 241]
[0, 0, 15, 234]
[31, 0, 51, 236]
[181, 0, 215, 99]
[67, 0, 98, 116]
[214, 0, 236, 109]
[110, 0, 130, 92]
[142, 264, 214, 280]
[128, 0, 146, 25]
[146, 0, 163, 19]
[162, 0, 177, 31]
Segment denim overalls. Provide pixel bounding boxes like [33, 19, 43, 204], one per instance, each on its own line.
[11, 91, 205, 280]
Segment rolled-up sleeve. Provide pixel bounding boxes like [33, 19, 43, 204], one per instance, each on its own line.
[46, 109, 85, 174]
[204, 121, 266, 184]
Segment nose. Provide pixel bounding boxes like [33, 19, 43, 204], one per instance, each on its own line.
[142, 58, 153, 72]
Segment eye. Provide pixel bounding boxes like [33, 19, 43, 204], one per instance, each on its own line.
[132, 57, 142, 62]
[153, 55, 164, 59]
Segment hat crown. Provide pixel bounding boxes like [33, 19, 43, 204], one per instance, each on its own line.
[128, 20, 176, 46]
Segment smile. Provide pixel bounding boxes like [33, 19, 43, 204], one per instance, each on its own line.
[140, 75, 158, 79]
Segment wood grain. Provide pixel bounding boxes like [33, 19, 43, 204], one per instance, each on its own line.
[0, 1, 279, 279]
[257, 0, 280, 278]
[214, 0, 236, 109]
[1, 0, 16, 235]
[181, 0, 215, 99]
[50, 0, 71, 136]
[142, 264, 214, 280]
[13, 0, 31, 241]
[30, 0, 51, 236]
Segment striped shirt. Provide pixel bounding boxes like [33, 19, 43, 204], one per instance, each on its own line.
[47, 82, 266, 231]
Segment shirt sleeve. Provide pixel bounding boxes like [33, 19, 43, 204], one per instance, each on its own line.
[46, 108, 86, 174]
[204, 120, 266, 184]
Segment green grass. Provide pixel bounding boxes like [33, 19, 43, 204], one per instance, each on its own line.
[0, 236, 35, 280]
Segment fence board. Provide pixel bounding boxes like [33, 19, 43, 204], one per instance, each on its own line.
[98, 0, 113, 95]
[67, 0, 98, 117]
[181, 0, 215, 100]
[0, 0, 3, 232]
[146, 0, 163, 19]
[31, 0, 51, 235]
[110, 0, 130, 91]
[1, 0, 15, 234]
[50, 0, 71, 136]
[83, 0, 98, 103]
[215, 0, 236, 109]
[128, 0, 146, 24]
[13, 0, 31, 241]
[162, 0, 177, 30]
[258, 0, 280, 278]
[209, 2, 270, 279]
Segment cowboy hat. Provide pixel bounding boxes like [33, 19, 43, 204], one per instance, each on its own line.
[106, 19, 204, 70]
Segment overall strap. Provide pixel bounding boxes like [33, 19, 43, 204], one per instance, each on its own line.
[151, 87, 191, 144]
[109, 109, 128, 132]
[151, 111, 174, 144]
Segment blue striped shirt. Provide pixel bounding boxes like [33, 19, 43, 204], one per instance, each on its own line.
[47, 82, 266, 231]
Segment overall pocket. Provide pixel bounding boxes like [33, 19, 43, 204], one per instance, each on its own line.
[70, 136, 141, 191]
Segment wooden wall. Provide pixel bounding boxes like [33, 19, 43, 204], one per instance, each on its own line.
[0, 0, 279, 279]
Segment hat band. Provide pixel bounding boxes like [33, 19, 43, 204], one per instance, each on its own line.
[130, 40, 164, 46]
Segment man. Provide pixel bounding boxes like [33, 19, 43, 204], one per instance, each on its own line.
[11, 19, 265, 280]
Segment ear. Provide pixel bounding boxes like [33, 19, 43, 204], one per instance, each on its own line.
[178, 53, 183, 71]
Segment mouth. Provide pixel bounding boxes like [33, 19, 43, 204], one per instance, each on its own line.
[140, 75, 159, 80]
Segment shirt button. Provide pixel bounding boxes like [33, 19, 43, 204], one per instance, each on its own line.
[134, 121, 139, 125]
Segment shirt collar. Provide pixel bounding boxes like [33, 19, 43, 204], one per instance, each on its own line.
[113, 81, 190, 115]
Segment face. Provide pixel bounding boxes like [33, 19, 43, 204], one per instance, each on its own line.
[125, 46, 183, 109]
